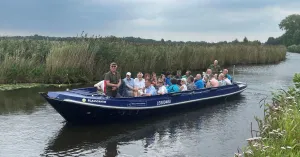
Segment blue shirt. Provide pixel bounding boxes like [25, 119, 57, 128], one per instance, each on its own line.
[165, 77, 172, 86]
[167, 85, 180, 93]
[195, 79, 204, 89]
[123, 78, 134, 91]
[226, 74, 232, 81]
[145, 85, 157, 96]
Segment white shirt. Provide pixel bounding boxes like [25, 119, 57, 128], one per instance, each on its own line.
[181, 84, 187, 91]
[224, 78, 232, 85]
[94, 80, 105, 91]
[134, 78, 145, 89]
[158, 86, 168, 94]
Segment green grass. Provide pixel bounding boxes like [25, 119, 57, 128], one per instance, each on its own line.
[236, 73, 300, 157]
[0, 37, 287, 84]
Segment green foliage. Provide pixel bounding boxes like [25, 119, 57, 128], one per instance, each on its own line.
[266, 14, 300, 46]
[240, 73, 300, 157]
[0, 37, 287, 84]
[287, 44, 300, 53]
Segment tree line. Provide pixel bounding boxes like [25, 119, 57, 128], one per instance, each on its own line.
[265, 14, 300, 47]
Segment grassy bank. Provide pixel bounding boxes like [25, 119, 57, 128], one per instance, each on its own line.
[235, 73, 300, 157]
[287, 44, 300, 53]
[0, 37, 287, 84]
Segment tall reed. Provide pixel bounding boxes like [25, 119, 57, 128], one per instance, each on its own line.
[0, 38, 287, 84]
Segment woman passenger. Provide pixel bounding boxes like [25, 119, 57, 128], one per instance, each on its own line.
[157, 78, 168, 95]
[180, 78, 188, 91]
[134, 72, 145, 97]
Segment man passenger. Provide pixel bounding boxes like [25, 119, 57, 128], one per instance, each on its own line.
[222, 69, 232, 82]
[206, 74, 219, 88]
[167, 78, 180, 93]
[141, 79, 157, 96]
[123, 72, 135, 97]
[187, 76, 197, 90]
[194, 74, 204, 89]
[182, 70, 192, 79]
[104, 62, 121, 97]
[209, 60, 221, 74]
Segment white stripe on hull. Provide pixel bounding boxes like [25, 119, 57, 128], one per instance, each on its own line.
[62, 87, 247, 110]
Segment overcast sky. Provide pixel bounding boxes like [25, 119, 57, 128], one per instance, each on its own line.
[0, 0, 300, 42]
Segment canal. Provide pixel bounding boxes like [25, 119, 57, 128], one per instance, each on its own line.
[0, 52, 299, 157]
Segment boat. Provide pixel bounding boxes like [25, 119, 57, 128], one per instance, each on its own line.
[39, 81, 247, 124]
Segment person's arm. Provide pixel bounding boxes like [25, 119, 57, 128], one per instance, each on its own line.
[105, 74, 118, 87]
[117, 79, 121, 88]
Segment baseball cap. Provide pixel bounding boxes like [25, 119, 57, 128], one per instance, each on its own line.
[126, 72, 131, 76]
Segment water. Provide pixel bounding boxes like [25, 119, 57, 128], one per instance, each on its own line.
[0, 52, 299, 157]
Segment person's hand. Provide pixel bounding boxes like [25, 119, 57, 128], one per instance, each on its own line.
[112, 87, 117, 91]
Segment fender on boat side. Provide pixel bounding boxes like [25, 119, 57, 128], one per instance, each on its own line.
[63, 87, 247, 110]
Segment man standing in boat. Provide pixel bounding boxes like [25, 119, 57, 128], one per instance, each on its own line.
[209, 60, 222, 75]
[104, 62, 122, 97]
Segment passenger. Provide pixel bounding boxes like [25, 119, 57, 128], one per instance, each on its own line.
[165, 72, 172, 86]
[202, 69, 212, 82]
[203, 75, 208, 87]
[222, 69, 232, 81]
[144, 73, 151, 80]
[134, 72, 145, 97]
[141, 79, 157, 96]
[94, 80, 106, 94]
[157, 78, 168, 95]
[151, 72, 158, 88]
[104, 62, 122, 98]
[206, 74, 219, 88]
[180, 78, 188, 91]
[209, 60, 222, 74]
[224, 75, 232, 85]
[194, 74, 202, 83]
[160, 74, 167, 86]
[218, 73, 227, 86]
[194, 74, 204, 89]
[123, 72, 135, 97]
[167, 78, 180, 93]
[175, 69, 182, 79]
[182, 70, 192, 79]
[187, 76, 197, 90]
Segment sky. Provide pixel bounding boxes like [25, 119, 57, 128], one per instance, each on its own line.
[0, 0, 300, 42]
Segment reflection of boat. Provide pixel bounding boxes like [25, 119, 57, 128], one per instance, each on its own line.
[39, 82, 247, 124]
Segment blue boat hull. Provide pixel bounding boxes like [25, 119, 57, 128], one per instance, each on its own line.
[40, 82, 247, 124]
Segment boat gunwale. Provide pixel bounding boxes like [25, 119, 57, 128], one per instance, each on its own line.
[44, 84, 247, 110]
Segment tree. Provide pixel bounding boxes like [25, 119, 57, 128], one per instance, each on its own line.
[279, 14, 300, 46]
[243, 37, 249, 43]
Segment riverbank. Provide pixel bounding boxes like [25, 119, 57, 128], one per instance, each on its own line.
[235, 73, 300, 157]
[0, 82, 96, 91]
[0, 37, 286, 84]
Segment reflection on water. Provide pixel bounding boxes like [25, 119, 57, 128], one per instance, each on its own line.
[0, 52, 299, 157]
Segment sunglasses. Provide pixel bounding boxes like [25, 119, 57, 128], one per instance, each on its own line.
[111, 65, 117, 67]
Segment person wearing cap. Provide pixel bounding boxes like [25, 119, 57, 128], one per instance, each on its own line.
[104, 62, 121, 97]
[123, 72, 135, 97]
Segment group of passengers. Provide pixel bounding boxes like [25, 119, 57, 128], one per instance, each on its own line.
[95, 61, 233, 98]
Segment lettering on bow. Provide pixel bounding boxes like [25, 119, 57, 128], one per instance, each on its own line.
[87, 99, 106, 103]
[157, 100, 171, 106]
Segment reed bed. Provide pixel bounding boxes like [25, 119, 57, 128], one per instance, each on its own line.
[0, 38, 287, 84]
[235, 73, 300, 157]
